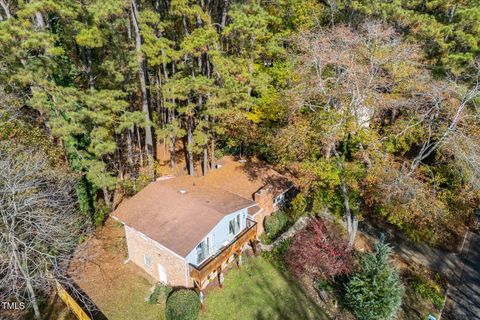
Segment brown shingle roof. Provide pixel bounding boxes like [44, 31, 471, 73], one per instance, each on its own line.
[248, 205, 262, 216]
[112, 175, 256, 257]
[201, 156, 292, 200]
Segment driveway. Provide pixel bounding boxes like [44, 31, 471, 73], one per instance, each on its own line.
[443, 230, 480, 320]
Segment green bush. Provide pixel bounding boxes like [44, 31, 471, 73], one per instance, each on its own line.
[316, 279, 334, 292]
[262, 239, 291, 270]
[93, 200, 109, 227]
[411, 275, 444, 308]
[259, 232, 273, 245]
[166, 289, 200, 320]
[264, 211, 289, 239]
[149, 282, 173, 304]
[289, 193, 308, 220]
[120, 174, 151, 197]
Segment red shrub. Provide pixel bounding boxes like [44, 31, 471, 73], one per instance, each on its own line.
[286, 219, 354, 280]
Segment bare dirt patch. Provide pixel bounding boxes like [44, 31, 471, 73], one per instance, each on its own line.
[69, 219, 164, 320]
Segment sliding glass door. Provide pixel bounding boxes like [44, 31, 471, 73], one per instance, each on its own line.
[196, 235, 212, 265]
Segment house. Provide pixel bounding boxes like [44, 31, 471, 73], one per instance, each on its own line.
[112, 157, 291, 291]
[201, 157, 293, 234]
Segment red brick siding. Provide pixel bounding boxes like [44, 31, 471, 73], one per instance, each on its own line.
[124, 226, 191, 287]
[253, 188, 276, 235]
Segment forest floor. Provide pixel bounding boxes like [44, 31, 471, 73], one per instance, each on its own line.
[69, 219, 164, 320]
[357, 220, 460, 279]
[33, 294, 77, 320]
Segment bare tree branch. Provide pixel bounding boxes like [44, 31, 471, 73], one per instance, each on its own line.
[0, 143, 93, 319]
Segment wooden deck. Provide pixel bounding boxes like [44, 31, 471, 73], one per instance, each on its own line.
[190, 219, 257, 290]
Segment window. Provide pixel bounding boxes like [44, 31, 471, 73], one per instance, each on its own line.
[228, 214, 241, 237]
[144, 254, 152, 268]
[196, 235, 212, 265]
[274, 193, 285, 206]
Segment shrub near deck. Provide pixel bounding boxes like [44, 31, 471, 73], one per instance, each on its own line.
[262, 211, 290, 244]
[166, 290, 200, 320]
[200, 257, 328, 320]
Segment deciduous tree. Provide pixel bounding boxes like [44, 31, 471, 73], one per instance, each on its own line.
[0, 143, 90, 319]
[286, 219, 354, 281]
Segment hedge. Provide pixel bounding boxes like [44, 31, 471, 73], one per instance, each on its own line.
[165, 289, 200, 320]
[264, 211, 289, 239]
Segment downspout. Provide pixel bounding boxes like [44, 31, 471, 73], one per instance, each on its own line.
[185, 259, 190, 287]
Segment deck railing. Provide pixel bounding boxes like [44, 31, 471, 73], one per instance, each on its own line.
[189, 218, 257, 289]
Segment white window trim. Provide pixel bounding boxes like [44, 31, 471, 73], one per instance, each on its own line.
[158, 263, 168, 283]
[144, 254, 152, 268]
[274, 193, 285, 206]
[196, 234, 214, 266]
[228, 214, 242, 239]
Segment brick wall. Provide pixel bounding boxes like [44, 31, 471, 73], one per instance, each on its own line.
[124, 226, 192, 287]
[253, 187, 275, 235]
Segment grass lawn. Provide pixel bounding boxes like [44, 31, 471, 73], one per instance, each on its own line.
[93, 269, 164, 320]
[200, 257, 329, 320]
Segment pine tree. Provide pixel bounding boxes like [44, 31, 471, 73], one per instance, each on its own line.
[345, 239, 404, 320]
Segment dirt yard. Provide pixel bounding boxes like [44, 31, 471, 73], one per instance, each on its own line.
[69, 219, 164, 320]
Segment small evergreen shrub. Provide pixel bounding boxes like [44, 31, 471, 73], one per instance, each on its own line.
[411, 275, 444, 308]
[259, 232, 273, 245]
[264, 211, 289, 239]
[263, 239, 291, 270]
[289, 193, 308, 220]
[315, 279, 334, 292]
[166, 289, 200, 320]
[93, 200, 109, 227]
[149, 282, 173, 304]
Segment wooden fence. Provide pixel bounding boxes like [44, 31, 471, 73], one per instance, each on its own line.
[55, 281, 92, 320]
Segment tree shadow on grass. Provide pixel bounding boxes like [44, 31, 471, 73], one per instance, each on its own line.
[204, 257, 329, 320]
[248, 264, 328, 320]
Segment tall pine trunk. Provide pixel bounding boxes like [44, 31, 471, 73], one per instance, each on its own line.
[210, 136, 216, 169]
[187, 116, 194, 176]
[220, 0, 229, 29]
[131, 0, 155, 177]
[80, 0, 95, 93]
[203, 143, 208, 175]
[127, 128, 134, 166]
[34, 11, 45, 29]
[169, 108, 176, 171]
[136, 124, 144, 167]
